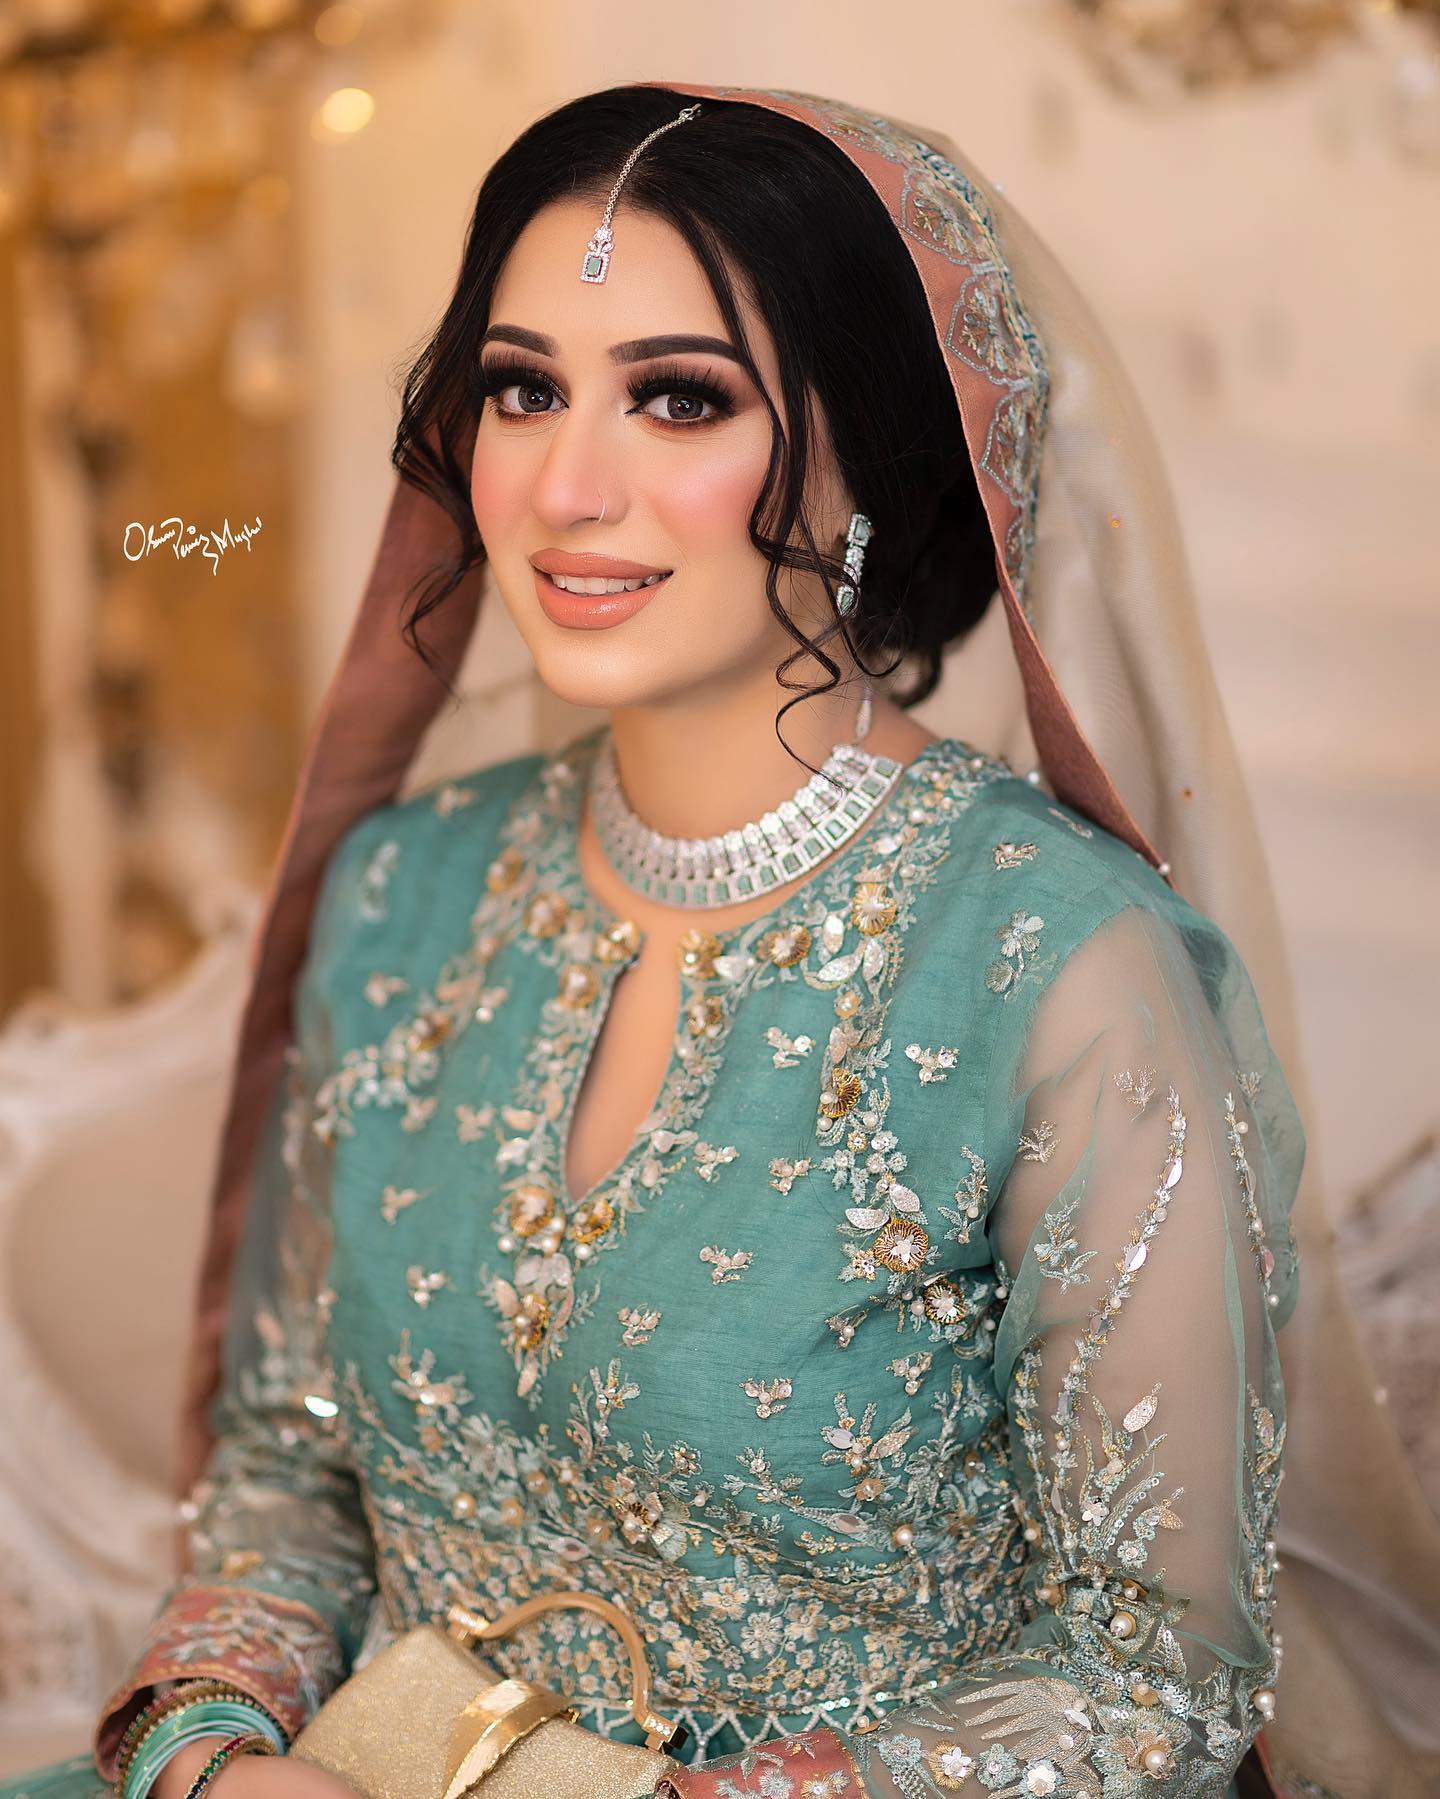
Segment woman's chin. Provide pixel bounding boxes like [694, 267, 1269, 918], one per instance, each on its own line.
[499, 586, 781, 717]
[527, 655, 659, 714]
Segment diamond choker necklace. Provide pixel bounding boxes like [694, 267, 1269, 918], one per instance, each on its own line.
[587, 727, 905, 910]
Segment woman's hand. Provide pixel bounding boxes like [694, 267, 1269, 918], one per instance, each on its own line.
[150, 1739, 367, 1799]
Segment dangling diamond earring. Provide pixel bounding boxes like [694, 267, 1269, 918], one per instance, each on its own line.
[835, 510, 872, 617]
[854, 676, 874, 742]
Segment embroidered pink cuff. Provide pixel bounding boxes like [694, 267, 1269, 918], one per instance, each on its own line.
[92, 1583, 347, 1781]
[656, 1727, 864, 1799]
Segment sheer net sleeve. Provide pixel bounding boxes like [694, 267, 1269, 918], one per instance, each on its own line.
[660, 892, 1302, 1799]
[92, 832, 380, 1779]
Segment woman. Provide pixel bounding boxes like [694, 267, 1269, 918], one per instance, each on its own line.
[5, 81, 1435, 1799]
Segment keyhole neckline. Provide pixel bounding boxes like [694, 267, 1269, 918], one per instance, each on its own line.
[541, 725, 960, 1217]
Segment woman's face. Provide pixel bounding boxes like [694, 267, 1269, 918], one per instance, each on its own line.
[469, 198, 850, 715]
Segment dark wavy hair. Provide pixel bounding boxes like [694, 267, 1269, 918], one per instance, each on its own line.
[391, 85, 997, 772]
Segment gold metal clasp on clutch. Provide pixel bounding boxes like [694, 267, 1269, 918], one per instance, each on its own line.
[441, 1676, 576, 1799]
[446, 1602, 493, 1646]
[445, 1596, 685, 1753]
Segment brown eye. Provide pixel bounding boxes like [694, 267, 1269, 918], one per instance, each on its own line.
[640, 390, 720, 425]
[500, 381, 557, 416]
[625, 362, 736, 428]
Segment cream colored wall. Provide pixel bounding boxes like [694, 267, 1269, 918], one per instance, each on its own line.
[292, 0, 1439, 1201]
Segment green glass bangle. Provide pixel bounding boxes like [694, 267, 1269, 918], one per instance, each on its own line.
[126, 1698, 285, 1793]
[117, 1682, 282, 1793]
[123, 1700, 286, 1799]
[180, 1733, 277, 1799]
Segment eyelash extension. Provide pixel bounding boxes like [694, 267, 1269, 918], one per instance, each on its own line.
[624, 361, 737, 423]
[471, 357, 553, 412]
[471, 356, 737, 425]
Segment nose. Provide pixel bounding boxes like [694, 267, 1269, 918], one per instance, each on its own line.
[528, 405, 622, 533]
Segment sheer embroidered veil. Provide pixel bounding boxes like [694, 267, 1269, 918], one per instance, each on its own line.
[173, 81, 1440, 1799]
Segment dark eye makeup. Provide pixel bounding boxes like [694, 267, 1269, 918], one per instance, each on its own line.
[471, 356, 739, 428]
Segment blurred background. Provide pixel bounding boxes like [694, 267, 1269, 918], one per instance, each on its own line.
[1, 0, 1437, 1776]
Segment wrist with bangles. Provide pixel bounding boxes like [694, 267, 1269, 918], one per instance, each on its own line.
[116, 1683, 286, 1799]
[177, 1732, 278, 1799]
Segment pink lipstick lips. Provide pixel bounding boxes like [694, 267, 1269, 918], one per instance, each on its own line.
[529, 549, 673, 631]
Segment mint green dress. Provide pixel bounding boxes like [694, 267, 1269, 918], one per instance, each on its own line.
[3, 727, 1303, 1799]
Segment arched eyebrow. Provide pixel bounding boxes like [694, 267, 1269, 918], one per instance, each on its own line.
[609, 333, 742, 365]
[481, 324, 742, 365]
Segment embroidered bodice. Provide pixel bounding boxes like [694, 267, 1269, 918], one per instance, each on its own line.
[90, 726, 1302, 1799]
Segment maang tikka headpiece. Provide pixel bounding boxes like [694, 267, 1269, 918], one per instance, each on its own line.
[580, 103, 701, 284]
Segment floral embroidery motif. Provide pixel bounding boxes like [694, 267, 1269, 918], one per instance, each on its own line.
[677, 927, 726, 981]
[693, 1142, 739, 1182]
[391, 1329, 473, 1428]
[860, 1065, 1290, 1799]
[1113, 1067, 1156, 1116]
[766, 1025, 816, 1067]
[524, 890, 571, 940]
[992, 840, 1038, 871]
[1018, 1121, 1058, 1164]
[904, 1043, 958, 1084]
[889, 1353, 933, 1396]
[820, 1392, 914, 1505]
[686, 994, 728, 1042]
[506, 1182, 557, 1239]
[364, 972, 409, 1007]
[757, 921, 813, 966]
[903, 162, 982, 267]
[770, 1157, 812, 1195]
[1031, 1191, 1097, 1292]
[1042, 1086, 1188, 1507]
[872, 1218, 929, 1273]
[406, 1266, 448, 1307]
[741, 1377, 794, 1419]
[699, 1245, 753, 1284]
[799, 1770, 854, 1799]
[851, 880, 899, 935]
[617, 1306, 661, 1346]
[431, 783, 478, 818]
[820, 1067, 865, 1119]
[842, 1299, 1275, 1793]
[380, 1184, 424, 1225]
[938, 1148, 989, 1248]
[456, 1102, 494, 1142]
[357, 839, 400, 921]
[926, 1742, 975, 1788]
[315, 1036, 428, 1145]
[984, 911, 1048, 998]
[826, 1310, 862, 1348]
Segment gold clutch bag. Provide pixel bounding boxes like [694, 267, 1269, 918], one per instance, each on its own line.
[289, 1592, 685, 1799]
